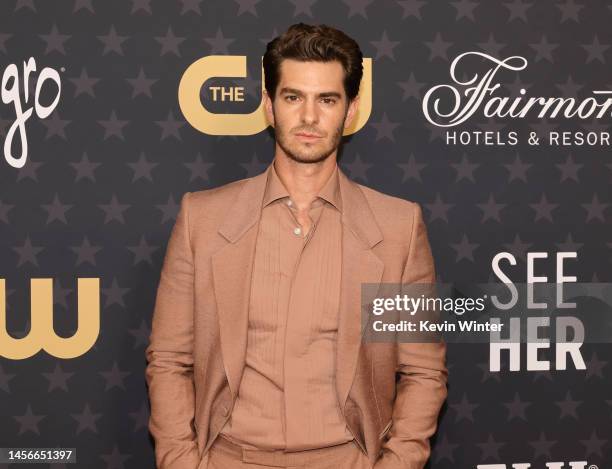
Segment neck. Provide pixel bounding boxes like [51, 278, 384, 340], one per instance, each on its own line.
[272, 150, 337, 211]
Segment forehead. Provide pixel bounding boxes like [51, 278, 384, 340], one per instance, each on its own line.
[277, 59, 345, 94]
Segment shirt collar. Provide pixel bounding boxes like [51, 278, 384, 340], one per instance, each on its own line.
[262, 161, 342, 211]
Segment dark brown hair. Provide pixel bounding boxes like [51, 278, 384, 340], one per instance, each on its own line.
[262, 23, 363, 102]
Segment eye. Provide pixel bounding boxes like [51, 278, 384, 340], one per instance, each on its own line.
[321, 98, 336, 105]
[285, 95, 299, 102]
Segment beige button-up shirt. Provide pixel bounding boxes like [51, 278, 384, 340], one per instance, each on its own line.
[220, 162, 354, 451]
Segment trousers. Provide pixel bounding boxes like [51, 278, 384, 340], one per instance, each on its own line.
[205, 434, 373, 469]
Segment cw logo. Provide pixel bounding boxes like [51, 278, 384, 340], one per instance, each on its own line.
[0, 278, 100, 359]
[178, 55, 372, 136]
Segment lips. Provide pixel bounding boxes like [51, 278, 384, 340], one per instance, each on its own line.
[295, 132, 323, 138]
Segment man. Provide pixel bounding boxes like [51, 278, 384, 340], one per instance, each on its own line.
[145, 23, 447, 469]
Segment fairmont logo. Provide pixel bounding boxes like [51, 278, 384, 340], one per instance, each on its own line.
[477, 462, 591, 469]
[422, 51, 612, 127]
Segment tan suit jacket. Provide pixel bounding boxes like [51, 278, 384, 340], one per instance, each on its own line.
[145, 164, 448, 469]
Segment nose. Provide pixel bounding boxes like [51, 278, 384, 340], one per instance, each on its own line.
[300, 98, 319, 125]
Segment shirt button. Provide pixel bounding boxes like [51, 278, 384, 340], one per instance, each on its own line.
[293, 227, 302, 236]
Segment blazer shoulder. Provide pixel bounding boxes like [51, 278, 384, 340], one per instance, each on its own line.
[357, 182, 420, 223]
[186, 175, 251, 222]
[353, 182, 424, 248]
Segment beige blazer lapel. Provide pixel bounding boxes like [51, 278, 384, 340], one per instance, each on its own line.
[211, 169, 269, 398]
[334, 167, 385, 410]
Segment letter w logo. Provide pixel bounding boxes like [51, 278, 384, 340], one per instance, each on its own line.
[0, 278, 100, 359]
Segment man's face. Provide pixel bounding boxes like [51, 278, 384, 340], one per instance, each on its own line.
[264, 59, 359, 164]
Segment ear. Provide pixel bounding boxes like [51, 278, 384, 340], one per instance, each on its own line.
[344, 95, 360, 128]
[263, 89, 275, 127]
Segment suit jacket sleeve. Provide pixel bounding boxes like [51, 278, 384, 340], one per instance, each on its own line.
[145, 192, 201, 469]
[374, 202, 448, 469]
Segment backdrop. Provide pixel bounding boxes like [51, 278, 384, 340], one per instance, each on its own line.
[0, 0, 610, 468]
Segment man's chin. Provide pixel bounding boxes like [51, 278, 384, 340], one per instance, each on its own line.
[285, 151, 333, 164]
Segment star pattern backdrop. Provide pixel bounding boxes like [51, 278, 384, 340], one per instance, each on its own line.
[0, 0, 610, 468]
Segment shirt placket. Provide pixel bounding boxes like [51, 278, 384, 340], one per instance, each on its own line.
[281, 197, 326, 450]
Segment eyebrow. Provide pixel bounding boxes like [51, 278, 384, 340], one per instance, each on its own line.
[279, 87, 342, 99]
